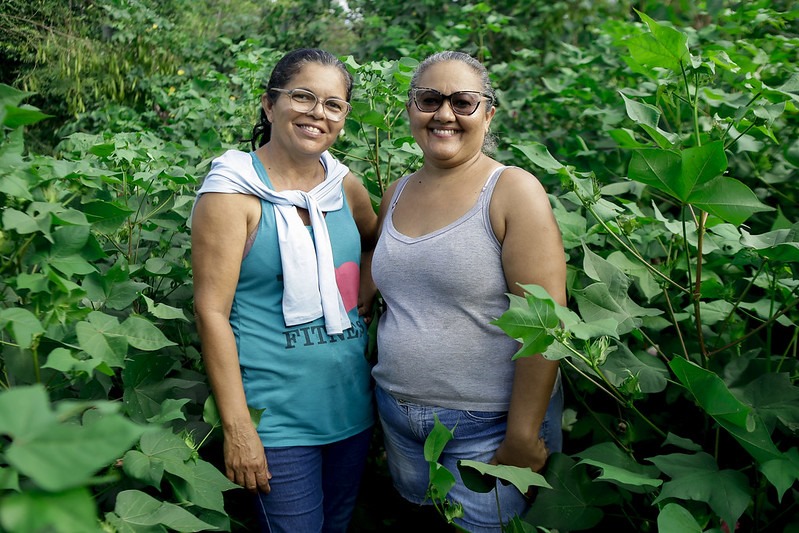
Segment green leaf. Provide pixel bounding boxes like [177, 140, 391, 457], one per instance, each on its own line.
[0, 488, 99, 533]
[122, 450, 165, 489]
[627, 148, 683, 200]
[602, 343, 669, 394]
[458, 460, 551, 494]
[736, 372, 799, 433]
[492, 291, 559, 358]
[424, 414, 454, 463]
[6, 412, 144, 491]
[0, 308, 45, 349]
[760, 448, 799, 502]
[0, 385, 56, 440]
[576, 442, 662, 492]
[511, 142, 564, 172]
[688, 176, 774, 226]
[649, 452, 750, 529]
[3, 105, 52, 129]
[169, 460, 238, 513]
[619, 93, 677, 148]
[740, 224, 799, 263]
[626, 10, 689, 71]
[0, 467, 20, 491]
[669, 357, 753, 430]
[116, 315, 177, 351]
[681, 141, 728, 190]
[141, 294, 189, 322]
[525, 453, 614, 531]
[75, 311, 127, 368]
[113, 490, 217, 532]
[657, 503, 703, 533]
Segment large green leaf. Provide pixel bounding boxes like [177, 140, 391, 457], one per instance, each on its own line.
[492, 288, 560, 358]
[657, 503, 703, 533]
[649, 452, 750, 529]
[0, 308, 45, 349]
[736, 372, 799, 433]
[525, 454, 616, 531]
[458, 460, 551, 495]
[669, 357, 753, 430]
[117, 315, 177, 351]
[6, 411, 144, 491]
[122, 449, 165, 489]
[424, 416, 456, 502]
[740, 224, 799, 263]
[512, 142, 565, 172]
[619, 93, 677, 148]
[688, 176, 774, 226]
[169, 459, 238, 514]
[626, 10, 690, 71]
[0, 488, 99, 533]
[759, 448, 799, 502]
[0, 385, 56, 442]
[113, 490, 217, 532]
[424, 414, 454, 463]
[75, 311, 127, 368]
[601, 342, 669, 394]
[575, 442, 662, 492]
[627, 148, 682, 200]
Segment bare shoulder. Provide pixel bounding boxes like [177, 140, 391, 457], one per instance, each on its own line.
[492, 166, 551, 215]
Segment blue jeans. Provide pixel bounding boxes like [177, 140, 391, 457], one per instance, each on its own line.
[253, 427, 372, 533]
[375, 385, 563, 533]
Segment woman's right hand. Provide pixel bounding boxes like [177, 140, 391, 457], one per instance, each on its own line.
[223, 423, 272, 493]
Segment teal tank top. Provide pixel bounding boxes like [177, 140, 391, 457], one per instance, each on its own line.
[229, 153, 373, 446]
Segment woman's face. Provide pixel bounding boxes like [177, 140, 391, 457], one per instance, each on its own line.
[263, 62, 350, 157]
[407, 61, 495, 168]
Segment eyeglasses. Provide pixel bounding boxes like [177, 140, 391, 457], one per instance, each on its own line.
[410, 87, 493, 116]
[270, 88, 352, 122]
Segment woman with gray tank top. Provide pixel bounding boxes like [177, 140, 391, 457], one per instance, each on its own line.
[370, 51, 567, 533]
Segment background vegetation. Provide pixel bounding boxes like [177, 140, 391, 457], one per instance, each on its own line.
[1, 0, 798, 531]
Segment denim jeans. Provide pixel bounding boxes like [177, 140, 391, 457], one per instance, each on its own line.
[375, 385, 563, 533]
[252, 427, 372, 533]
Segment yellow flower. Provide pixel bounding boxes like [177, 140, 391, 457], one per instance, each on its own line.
[177, 69, 185, 76]
[152, 23, 158, 29]
[169, 87, 176, 95]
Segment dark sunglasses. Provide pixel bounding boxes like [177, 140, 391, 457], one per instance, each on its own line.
[409, 87, 494, 116]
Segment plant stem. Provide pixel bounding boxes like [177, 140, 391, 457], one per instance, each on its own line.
[587, 204, 688, 294]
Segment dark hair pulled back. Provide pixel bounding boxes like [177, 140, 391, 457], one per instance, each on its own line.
[248, 49, 354, 150]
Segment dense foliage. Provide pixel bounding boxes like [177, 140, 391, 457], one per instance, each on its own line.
[1, 1, 798, 531]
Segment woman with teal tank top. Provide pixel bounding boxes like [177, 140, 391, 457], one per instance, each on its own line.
[191, 49, 377, 533]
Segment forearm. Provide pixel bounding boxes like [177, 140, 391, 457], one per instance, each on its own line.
[505, 354, 560, 441]
[197, 313, 253, 434]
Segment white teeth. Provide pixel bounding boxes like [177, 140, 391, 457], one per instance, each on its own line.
[300, 125, 322, 134]
[432, 129, 457, 136]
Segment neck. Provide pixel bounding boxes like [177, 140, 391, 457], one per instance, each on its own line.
[256, 143, 325, 191]
[416, 152, 491, 183]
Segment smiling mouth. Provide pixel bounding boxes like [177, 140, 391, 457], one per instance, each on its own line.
[298, 124, 324, 134]
[431, 128, 459, 136]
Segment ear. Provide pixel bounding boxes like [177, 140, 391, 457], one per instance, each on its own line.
[484, 105, 496, 132]
[261, 93, 274, 123]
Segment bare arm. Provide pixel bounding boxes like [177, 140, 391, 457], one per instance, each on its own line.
[489, 168, 567, 473]
[344, 172, 380, 319]
[192, 192, 272, 493]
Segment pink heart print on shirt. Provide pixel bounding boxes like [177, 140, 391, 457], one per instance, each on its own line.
[335, 261, 360, 312]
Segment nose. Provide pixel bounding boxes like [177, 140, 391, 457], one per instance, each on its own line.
[308, 99, 326, 119]
[433, 98, 457, 120]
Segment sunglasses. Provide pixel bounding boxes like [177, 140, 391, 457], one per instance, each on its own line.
[270, 88, 352, 122]
[410, 87, 494, 116]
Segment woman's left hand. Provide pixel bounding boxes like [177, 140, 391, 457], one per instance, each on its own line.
[490, 433, 549, 473]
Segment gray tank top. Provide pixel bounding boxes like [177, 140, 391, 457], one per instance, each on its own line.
[371, 166, 521, 411]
